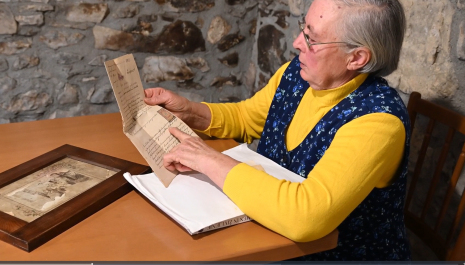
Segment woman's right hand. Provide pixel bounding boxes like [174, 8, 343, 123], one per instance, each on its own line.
[144, 87, 212, 131]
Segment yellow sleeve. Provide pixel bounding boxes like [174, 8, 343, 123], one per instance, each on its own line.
[223, 113, 406, 242]
[198, 62, 291, 143]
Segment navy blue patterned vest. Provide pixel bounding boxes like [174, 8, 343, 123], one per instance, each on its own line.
[256, 56, 411, 261]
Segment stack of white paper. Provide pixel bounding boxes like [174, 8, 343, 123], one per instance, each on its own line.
[124, 144, 305, 234]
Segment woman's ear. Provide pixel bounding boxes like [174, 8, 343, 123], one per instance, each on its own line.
[347, 47, 371, 71]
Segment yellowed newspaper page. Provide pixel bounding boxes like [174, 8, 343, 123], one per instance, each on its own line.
[104, 54, 197, 187]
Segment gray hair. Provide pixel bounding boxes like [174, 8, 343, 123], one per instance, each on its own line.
[332, 0, 406, 76]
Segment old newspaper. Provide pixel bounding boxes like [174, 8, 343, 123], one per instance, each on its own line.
[104, 54, 197, 187]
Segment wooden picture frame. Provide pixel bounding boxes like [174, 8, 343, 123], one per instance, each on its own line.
[0, 144, 150, 252]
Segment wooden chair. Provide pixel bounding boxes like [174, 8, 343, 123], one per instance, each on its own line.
[405, 91, 465, 260]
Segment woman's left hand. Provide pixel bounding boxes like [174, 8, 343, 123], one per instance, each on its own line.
[164, 127, 240, 189]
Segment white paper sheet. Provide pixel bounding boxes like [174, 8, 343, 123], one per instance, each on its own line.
[124, 143, 304, 234]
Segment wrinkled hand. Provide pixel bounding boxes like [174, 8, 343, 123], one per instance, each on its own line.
[164, 127, 240, 189]
[144, 87, 192, 121]
[144, 87, 211, 131]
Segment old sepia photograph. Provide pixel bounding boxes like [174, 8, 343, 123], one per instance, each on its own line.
[0, 157, 118, 222]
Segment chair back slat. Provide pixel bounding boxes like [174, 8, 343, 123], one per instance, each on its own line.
[407, 92, 421, 129]
[446, 187, 465, 245]
[436, 146, 465, 232]
[412, 93, 465, 134]
[406, 92, 465, 261]
[405, 118, 435, 209]
[421, 127, 455, 219]
[449, 205, 465, 260]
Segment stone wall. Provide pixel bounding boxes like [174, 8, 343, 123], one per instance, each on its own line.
[0, 0, 259, 123]
[3, 0, 462, 126]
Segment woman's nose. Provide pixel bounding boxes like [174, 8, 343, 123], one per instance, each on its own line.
[293, 31, 305, 51]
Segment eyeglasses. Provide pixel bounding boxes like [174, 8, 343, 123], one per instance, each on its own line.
[298, 19, 349, 49]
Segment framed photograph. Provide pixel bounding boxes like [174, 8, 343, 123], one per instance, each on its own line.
[0, 144, 150, 252]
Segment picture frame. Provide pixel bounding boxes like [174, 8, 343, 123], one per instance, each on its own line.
[0, 144, 150, 252]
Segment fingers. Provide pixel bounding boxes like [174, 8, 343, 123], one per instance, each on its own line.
[173, 162, 193, 172]
[163, 130, 209, 173]
[144, 87, 166, 106]
[144, 87, 162, 98]
[164, 160, 193, 172]
[163, 147, 195, 172]
[169, 127, 193, 142]
[143, 88, 153, 98]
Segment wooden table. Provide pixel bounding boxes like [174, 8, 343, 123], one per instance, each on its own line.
[0, 113, 337, 261]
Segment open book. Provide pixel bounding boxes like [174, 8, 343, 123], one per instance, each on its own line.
[104, 54, 305, 234]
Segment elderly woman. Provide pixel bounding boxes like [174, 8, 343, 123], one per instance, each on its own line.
[144, 0, 410, 261]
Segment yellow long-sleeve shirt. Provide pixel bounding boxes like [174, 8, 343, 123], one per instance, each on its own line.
[199, 62, 406, 242]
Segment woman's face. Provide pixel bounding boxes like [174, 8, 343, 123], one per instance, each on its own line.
[293, 0, 355, 90]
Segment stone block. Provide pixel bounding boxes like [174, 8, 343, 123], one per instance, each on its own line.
[39, 30, 84, 49]
[114, 3, 140, 18]
[0, 39, 32, 55]
[207, 16, 231, 44]
[154, 20, 205, 54]
[3, 90, 52, 114]
[19, 4, 54, 12]
[142, 56, 194, 83]
[0, 4, 17, 34]
[58, 83, 79, 104]
[12, 54, 39, 70]
[186, 57, 210, 72]
[66, 3, 108, 23]
[257, 24, 286, 74]
[168, 0, 215, 12]
[217, 32, 245, 52]
[93, 25, 135, 51]
[15, 14, 44, 26]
